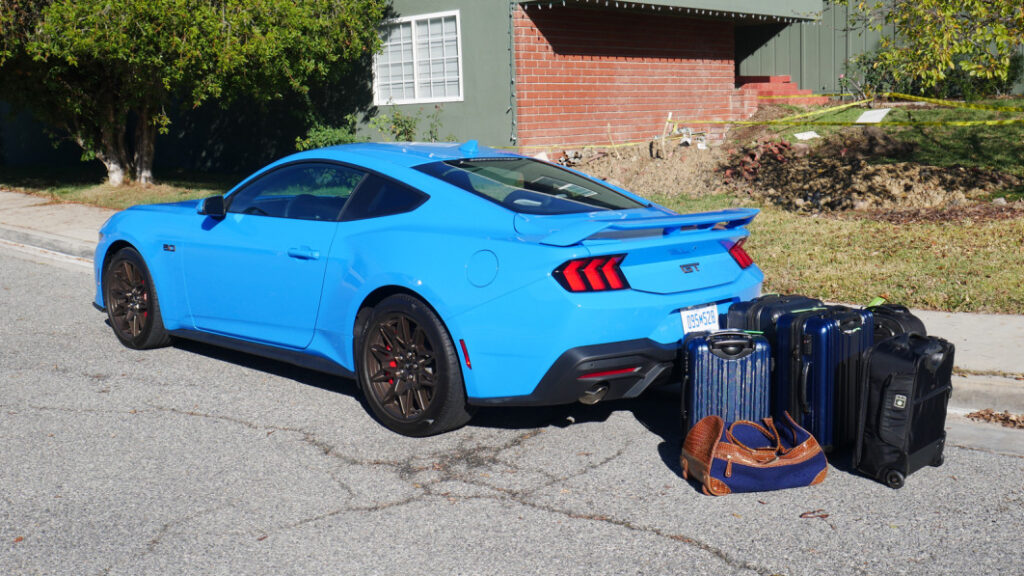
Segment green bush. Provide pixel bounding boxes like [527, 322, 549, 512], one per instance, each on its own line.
[295, 114, 367, 151]
[848, 50, 1024, 100]
[370, 105, 454, 142]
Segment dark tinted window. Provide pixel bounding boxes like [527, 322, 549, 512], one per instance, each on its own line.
[228, 163, 366, 221]
[342, 174, 427, 221]
[415, 157, 645, 215]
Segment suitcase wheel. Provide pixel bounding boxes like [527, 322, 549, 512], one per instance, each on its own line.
[932, 454, 945, 468]
[884, 469, 905, 489]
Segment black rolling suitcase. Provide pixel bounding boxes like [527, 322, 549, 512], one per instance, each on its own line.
[867, 303, 927, 342]
[775, 305, 874, 451]
[853, 333, 954, 489]
[726, 294, 824, 337]
[681, 330, 772, 432]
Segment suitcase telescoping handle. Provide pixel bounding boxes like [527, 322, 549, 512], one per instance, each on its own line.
[837, 309, 865, 332]
[708, 331, 755, 359]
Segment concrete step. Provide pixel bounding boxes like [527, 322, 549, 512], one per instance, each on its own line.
[740, 83, 803, 92]
[766, 96, 831, 107]
[752, 88, 814, 97]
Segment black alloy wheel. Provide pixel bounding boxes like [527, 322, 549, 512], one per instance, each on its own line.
[357, 295, 472, 437]
[103, 247, 170, 350]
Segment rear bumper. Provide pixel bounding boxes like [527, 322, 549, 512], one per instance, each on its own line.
[468, 338, 678, 407]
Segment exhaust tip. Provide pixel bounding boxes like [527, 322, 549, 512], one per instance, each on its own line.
[578, 383, 609, 405]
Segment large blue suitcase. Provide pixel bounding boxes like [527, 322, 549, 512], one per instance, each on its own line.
[725, 293, 824, 338]
[681, 330, 772, 432]
[775, 306, 874, 450]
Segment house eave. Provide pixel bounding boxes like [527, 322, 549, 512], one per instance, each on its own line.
[516, 0, 823, 22]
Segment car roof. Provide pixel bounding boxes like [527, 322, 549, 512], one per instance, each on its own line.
[297, 141, 520, 170]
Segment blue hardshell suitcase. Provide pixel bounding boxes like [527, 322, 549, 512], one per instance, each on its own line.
[774, 306, 874, 450]
[726, 294, 825, 338]
[682, 330, 772, 432]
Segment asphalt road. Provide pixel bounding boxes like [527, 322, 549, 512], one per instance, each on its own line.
[2, 244, 1023, 576]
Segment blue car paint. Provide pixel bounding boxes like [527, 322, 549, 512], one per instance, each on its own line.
[95, 142, 764, 402]
[181, 214, 338, 349]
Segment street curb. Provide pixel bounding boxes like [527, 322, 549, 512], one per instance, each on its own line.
[0, 223, 95, 260]
[949, 374, 1024, 414]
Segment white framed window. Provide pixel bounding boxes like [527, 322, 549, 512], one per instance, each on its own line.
[374, 10, 464, 105]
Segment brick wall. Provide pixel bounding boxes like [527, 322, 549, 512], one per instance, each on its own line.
[513, 5, 758, 151]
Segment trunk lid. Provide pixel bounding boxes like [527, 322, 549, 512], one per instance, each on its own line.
[516, 207, 758, 295]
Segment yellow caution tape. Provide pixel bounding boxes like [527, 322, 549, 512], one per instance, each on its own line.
[883, 92, 1024, 113]
[756, 93, 854, 99]
[501, 93, 1023, 152]
[770, 98, 872, 122]
[663, 98, 871, 135]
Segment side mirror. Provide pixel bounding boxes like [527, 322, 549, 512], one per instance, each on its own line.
[198, 195, 226, 219]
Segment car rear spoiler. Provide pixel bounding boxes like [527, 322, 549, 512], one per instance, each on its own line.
[538, 208, 759, 247]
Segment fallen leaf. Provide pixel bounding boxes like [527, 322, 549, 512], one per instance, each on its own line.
[800, 510, 830, 519]
[966, 408, 1024, 429]
[14, 537, 23, 543]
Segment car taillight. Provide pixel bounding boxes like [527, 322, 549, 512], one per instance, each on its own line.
[553, 255, 629, 292]
[727, 238, 754, 269]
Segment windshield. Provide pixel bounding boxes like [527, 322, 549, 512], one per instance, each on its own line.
[415, 157, 646, 215]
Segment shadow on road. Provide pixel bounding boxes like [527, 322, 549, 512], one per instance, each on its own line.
[170, 338, 689, 477]
[171, 338, 361, 399]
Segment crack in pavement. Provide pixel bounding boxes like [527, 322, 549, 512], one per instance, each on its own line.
[10, 401, 776, 573]
[144, 505, 234, 555]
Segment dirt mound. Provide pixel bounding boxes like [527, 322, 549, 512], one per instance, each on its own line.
[564, 144, 731, 198]
[724, 127, 1020, 212]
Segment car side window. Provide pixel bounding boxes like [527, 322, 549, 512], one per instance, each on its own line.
[341, 174, 427, 221]
[227, 163, 366, 221]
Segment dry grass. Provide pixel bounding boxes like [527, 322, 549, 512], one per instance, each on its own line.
[655, 193, 1024, 314]
[45, 182, 220, 210]
[0, 165, 235, 210]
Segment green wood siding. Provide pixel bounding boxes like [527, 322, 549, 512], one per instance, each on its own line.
[1017, 45, 1024, 95]
[370, 0, 515, 146]
[738, 2, 892, 94]
[739, 3, 1022, 96]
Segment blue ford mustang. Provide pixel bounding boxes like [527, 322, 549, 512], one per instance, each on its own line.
[94, 141, 762, 436]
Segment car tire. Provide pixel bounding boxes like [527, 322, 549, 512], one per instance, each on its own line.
[356, 294, 472, 437]
[102, 247, 171, 350]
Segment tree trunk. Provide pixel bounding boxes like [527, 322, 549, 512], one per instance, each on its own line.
[96, 108, 132, 186]
[133, 108, 156, 186]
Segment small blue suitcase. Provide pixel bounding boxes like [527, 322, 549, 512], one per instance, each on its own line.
[682, 330, 772, 432]
[775, 306, 874, 450]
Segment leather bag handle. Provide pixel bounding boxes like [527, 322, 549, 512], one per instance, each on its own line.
[725, 420, 780, 458]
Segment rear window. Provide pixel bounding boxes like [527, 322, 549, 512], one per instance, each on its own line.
[415, 157, 646, 215]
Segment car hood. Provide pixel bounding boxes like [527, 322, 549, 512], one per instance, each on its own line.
[125, 199, 202, 214]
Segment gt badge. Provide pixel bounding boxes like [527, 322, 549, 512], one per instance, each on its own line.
[680, 262, 701, 274]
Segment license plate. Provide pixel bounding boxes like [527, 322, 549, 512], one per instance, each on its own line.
[680, 303, 720, 335]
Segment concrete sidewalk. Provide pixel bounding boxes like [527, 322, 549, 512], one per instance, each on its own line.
[1, 189, 1022, 413]
[0, 190, 110, 259]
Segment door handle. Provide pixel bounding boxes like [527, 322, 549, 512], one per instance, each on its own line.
[287, 246, 320, 260]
